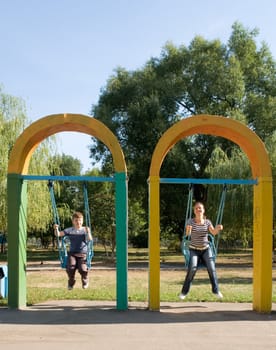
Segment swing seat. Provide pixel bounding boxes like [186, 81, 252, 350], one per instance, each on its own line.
[181, 234, 217, 268]
[86, 240, 94, 269]
[58, 236, 94, 269]
[181, 237, 191, 268]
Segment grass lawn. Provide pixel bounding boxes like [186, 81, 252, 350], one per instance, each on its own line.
[0, 247, 275, 306]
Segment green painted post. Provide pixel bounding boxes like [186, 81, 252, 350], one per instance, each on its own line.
[115, 172, 128, 310]
[7, 174, 28, 308]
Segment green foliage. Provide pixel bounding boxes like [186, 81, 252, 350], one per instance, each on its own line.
[50, 154, 84, 228]
[0, 86, 63, 242]
[27, 140, 60, 234]
[206, 146, 253, 248]
[228, 22, 276, 139]
[90, 22, 276, 249]
[264, 131, 276, 221]
[0, 87, 27, 232]
[88, 176, 116, 256]
[0, 87, 57, 237]
[128, 198, 147, 248]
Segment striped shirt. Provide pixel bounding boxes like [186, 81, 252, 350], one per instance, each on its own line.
[187, 218, 213, 249]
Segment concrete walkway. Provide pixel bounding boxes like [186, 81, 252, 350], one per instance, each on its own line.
[0, 301, 276, 350]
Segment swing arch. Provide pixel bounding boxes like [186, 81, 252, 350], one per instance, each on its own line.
[7, 113, 128, 310]
[148, 114, 272, 313]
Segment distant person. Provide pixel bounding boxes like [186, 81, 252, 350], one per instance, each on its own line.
[0, 233, 7, 253]
[54, 211, 92, 290]
[179, 202, 223, 300]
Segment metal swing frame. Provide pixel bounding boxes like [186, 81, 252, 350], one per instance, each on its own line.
[48, 180, 94, 269]
[181, 183, 227, 268]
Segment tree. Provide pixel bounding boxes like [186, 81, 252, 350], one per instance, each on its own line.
[0, 87, 63, 249]
[27, 139, 61, 247]
[128, 197, 147, 248]
[265, 132, 276, 222]
[89, 22, 276, 245]
[84, 168, 116, 257]
[0, 88, 27, 232]
[205, 146, 253, 249]
[228, 22, 276, 140]
[50, 154, 83, 228]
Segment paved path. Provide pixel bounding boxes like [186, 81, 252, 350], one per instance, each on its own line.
[1, 301, 276, 350]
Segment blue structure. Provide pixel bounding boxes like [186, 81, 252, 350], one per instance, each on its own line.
[0, 265, 8, 298]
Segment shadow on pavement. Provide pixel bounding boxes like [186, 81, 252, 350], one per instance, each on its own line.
[0, 301, 275, 325]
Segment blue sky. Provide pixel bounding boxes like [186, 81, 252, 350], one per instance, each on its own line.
[1, 0, 276, 172]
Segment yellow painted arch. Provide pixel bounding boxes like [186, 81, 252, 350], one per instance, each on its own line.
[8, 113, 127, 174]
[149, 115, 271, 178]
[7, 113, 128, 310]
[148, 115, 273, 313]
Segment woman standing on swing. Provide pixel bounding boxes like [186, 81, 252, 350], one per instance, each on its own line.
[179, 201, 223, 300]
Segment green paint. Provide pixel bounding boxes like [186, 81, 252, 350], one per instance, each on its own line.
[7, 174, 27, 308]
[115, 172, 128, 310]
[6, 171, 128, 310]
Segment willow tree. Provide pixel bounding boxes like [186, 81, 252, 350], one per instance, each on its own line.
[205, 146, 253, 249]
[0, 87, 59, 241]
[27, 139, 60, 241]
[49, 153, 83, 229]
[0, 88, 28, 233]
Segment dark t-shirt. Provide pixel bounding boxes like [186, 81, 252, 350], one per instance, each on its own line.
[64, 227, 88, 254]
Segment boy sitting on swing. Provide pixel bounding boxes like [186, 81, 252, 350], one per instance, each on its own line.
[54, 211, 93, 290]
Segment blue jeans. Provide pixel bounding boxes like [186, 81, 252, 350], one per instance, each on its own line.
[181, 246, 219, 294]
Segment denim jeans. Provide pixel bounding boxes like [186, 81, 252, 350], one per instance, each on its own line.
[181, 246, 219, 294]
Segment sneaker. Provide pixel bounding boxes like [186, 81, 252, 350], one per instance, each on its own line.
[214, 291, 223, 299]
[179, 293, 187, 300]
[82, 281, 89, 289]
[68, 280, 76, 290]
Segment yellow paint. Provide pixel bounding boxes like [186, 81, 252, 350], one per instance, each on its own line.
[253, 177, 273, 312]
[8, 113, 126, 174]
[150, 115, 271, 178]
[148, 115, 272, 312]
[148, 176, 160, 310]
